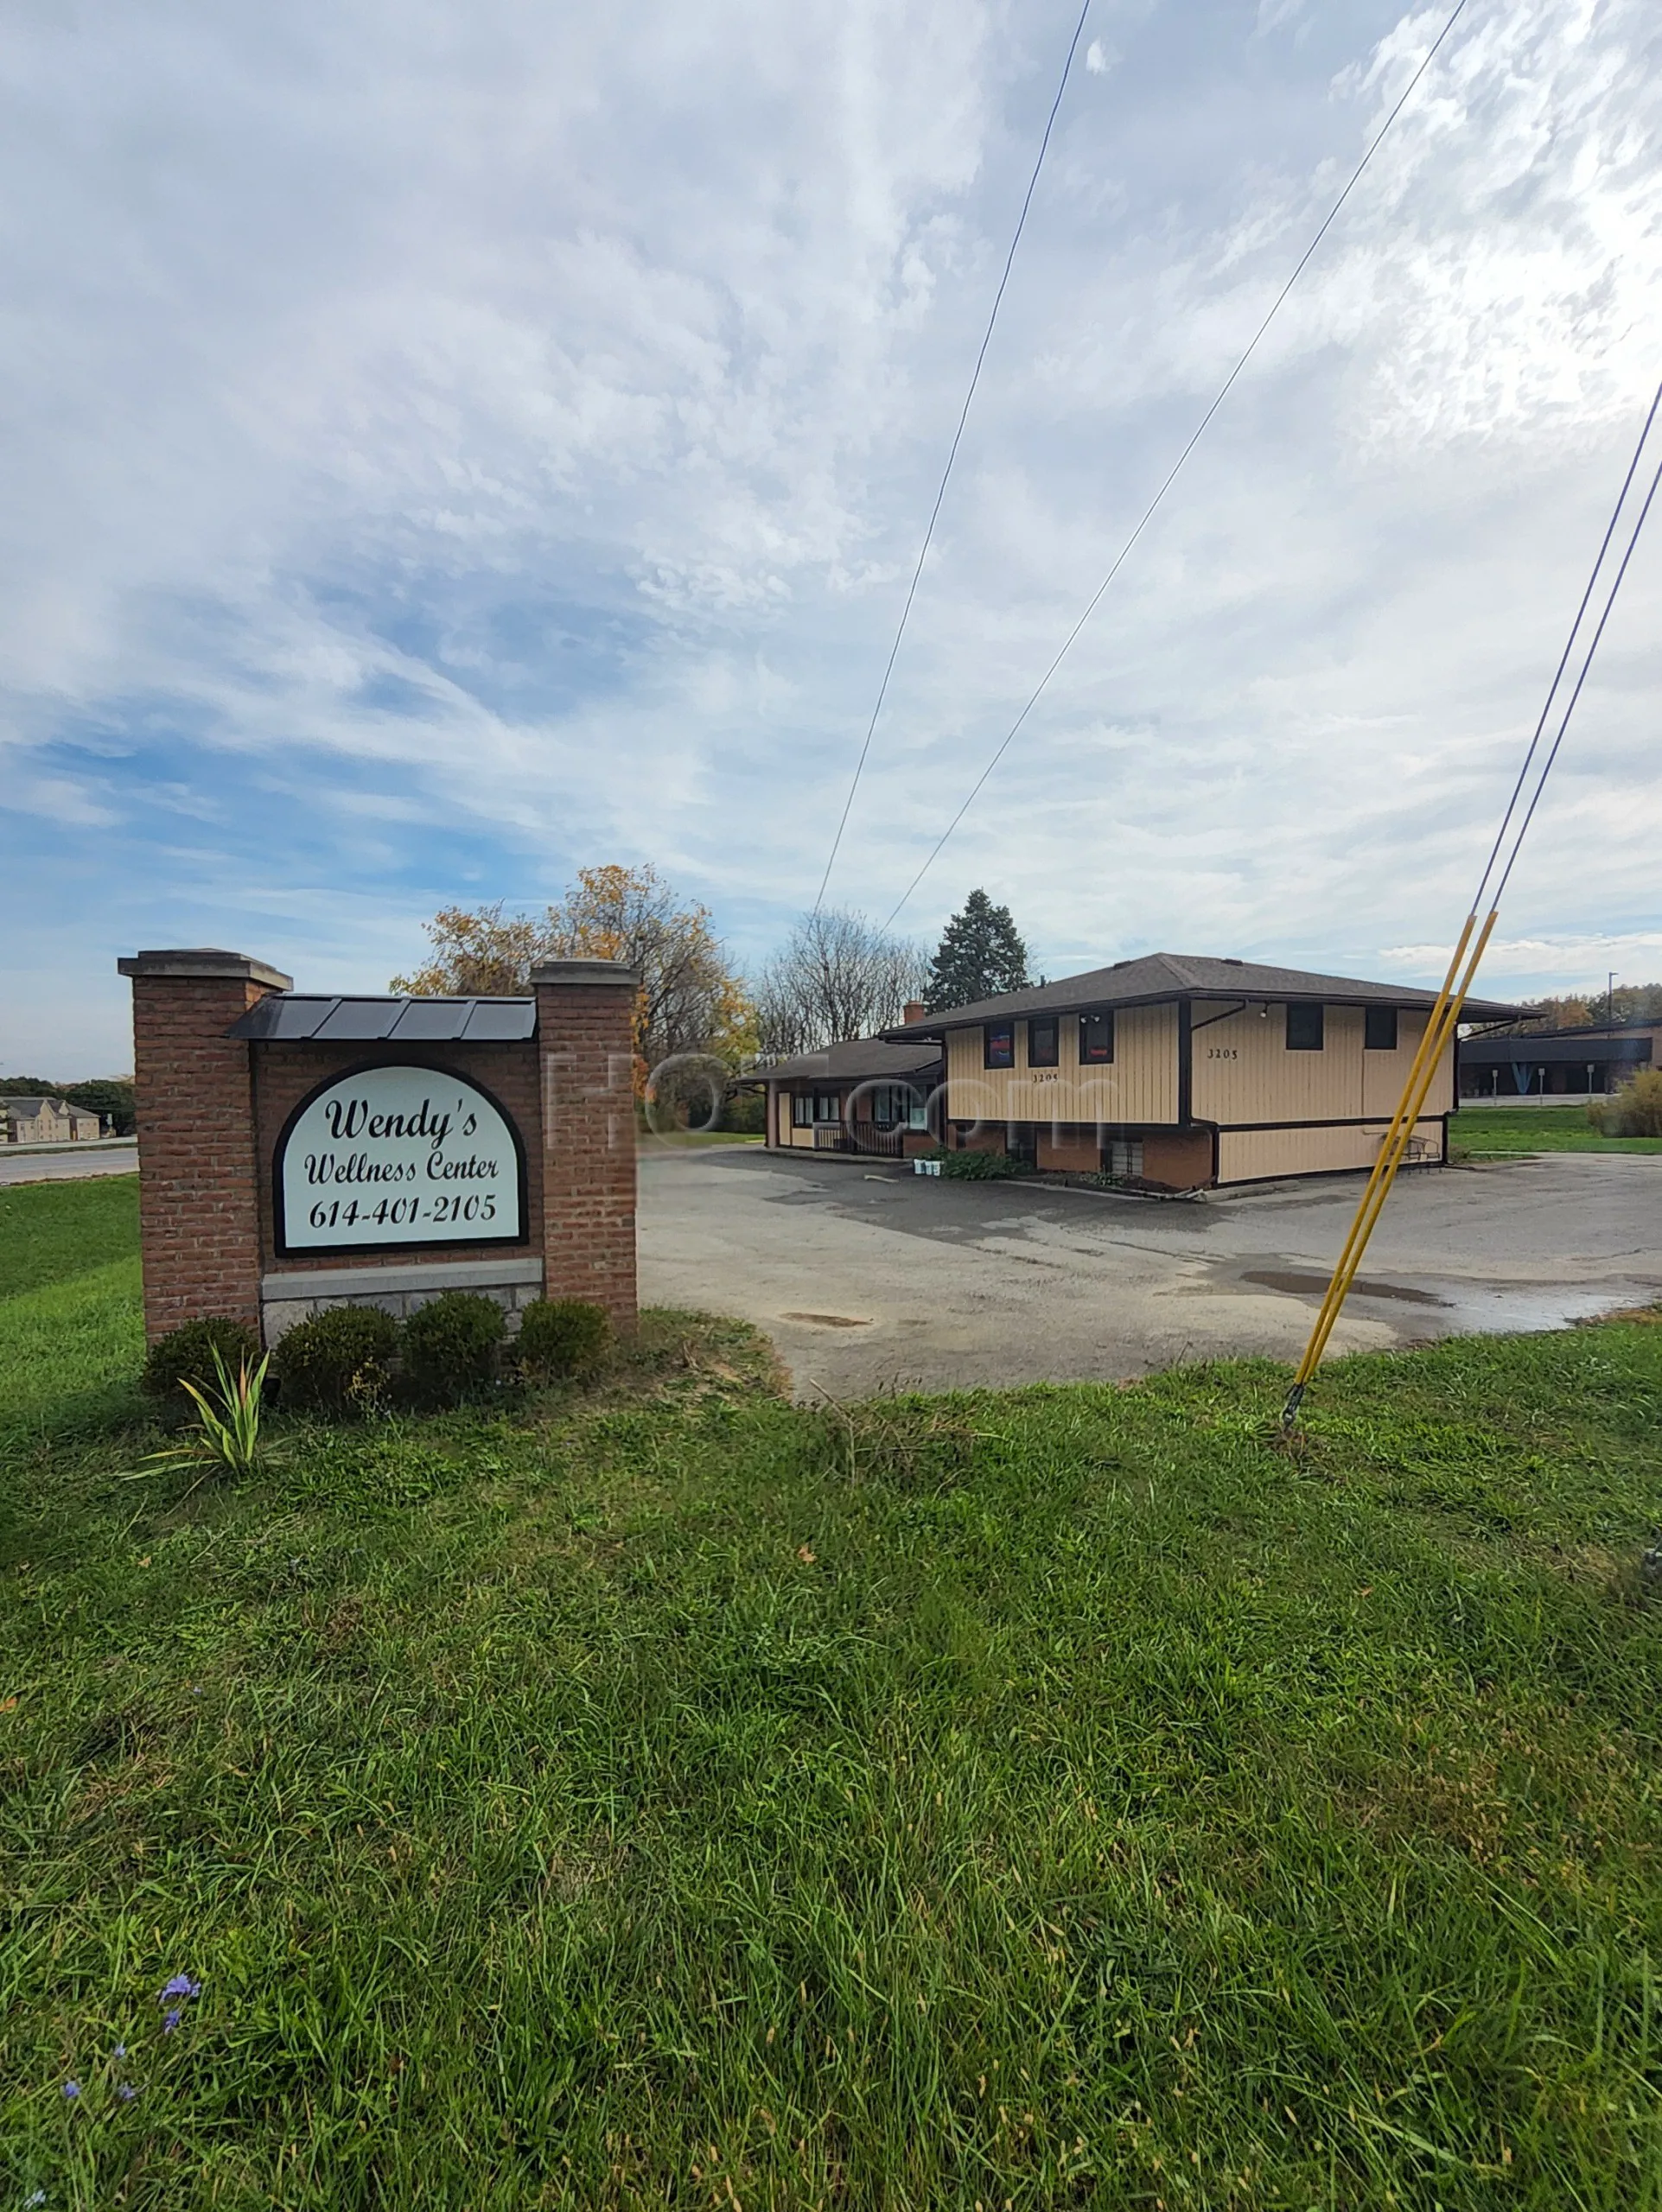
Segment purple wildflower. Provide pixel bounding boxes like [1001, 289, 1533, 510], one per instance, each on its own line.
[61, 2081, 80, 2100]
[159, 1974, 201, 2001]
[113, 2044, 127, 2060]
[162, 2009, 182, 2034]
[117, 2084, 138, 2103]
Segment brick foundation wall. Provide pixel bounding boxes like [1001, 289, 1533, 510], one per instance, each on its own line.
[533, 962, 640, 1329]
[950, 1125, 1009, 1154]
[1036, 1128, 1101, 1173]
[119, 951, 291, 1341]
[1142, 1129, 1215, 1190]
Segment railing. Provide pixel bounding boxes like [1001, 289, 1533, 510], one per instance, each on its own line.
[848, 1121, 907, 1158]
[807, 1122, 920, 1158]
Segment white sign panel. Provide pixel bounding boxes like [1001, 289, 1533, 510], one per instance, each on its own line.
[274, 1065, 525, 1255]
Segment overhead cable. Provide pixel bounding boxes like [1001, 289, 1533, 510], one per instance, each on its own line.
[883, 0, 1474, 925]
[812, 0, 1094, 912]
[1282, 378, 1662, 1430]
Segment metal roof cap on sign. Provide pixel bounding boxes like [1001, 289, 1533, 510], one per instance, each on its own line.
[462, 1000, 541, 1040]
[312, 998, 401, 1041]
[225, 995, 537, 1042]
[225, 995, 337, 1040]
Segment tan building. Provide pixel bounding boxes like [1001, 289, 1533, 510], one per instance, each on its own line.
[882, 953, 1524, 1190]
[749, 1033, 944, 1159]
[3, 1095, 104, 1144]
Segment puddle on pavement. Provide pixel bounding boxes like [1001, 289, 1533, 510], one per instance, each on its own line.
[1435, 1283, 1659, 1333]
[1240, 1269, 1656, 1337]
[780, 1312, 871, 1328]
[1242, 1268, 1447, 1306]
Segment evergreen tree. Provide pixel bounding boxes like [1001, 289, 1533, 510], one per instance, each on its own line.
[925, 889, 1030, 1012]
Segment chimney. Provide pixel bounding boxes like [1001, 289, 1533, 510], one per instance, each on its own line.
[903, 1001, 926, 1026]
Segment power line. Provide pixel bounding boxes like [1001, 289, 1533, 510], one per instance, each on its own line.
[1492, 414, 1662, 900]
[812, 0, 1094, 914]
[1473, 380, 1662, 909]
[1282, 378, 1662, 1430]
[882, 0, 1474, 927]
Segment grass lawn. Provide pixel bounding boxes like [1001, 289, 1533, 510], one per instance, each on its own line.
[4, 1178, 1662, 2207]
[1451, 1103, 1662, 1157]
[639, 1128, 764, 1147]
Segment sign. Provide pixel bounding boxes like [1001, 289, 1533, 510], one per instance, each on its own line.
[273, 1065, 525, 1255]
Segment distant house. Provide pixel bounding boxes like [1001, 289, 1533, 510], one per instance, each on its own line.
[1457, 1019, 1661, 1100]
[881, 953, 1524, 1189]
[747, 1030, 945, 1159]
[3, 1096, 104, 1144]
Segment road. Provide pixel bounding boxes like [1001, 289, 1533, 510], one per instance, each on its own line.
[638, 1145, 1662, 1399]
[0, 1141, 137, 1186]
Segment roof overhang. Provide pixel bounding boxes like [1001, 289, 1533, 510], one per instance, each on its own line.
[881, 987, 1530, 1042]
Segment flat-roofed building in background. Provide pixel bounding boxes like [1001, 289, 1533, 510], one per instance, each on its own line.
[882, 953, 1524, 1190]
[1456, 1019, 1661, 1101]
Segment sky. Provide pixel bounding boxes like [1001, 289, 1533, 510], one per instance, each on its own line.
[3, 0, 1660, 1077]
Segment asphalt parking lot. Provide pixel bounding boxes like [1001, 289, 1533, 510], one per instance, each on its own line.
[639, 1143, 1662, 1398]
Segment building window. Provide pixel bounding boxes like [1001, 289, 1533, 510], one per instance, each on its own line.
[907, 1096, 929, 1131]
[1107, 1138, 1143, 1179]
[867, 1084, 916, 1128]
[1365, 1006, 1398, 1052]
[1079, 1012, 1115, 1064]
[812, 1092, 841, 1122]
[984, 1024, 1014, 1069]
[1027, 1017, 1059, 1067]
[791, 1093, 812, 1126]
[1286, 1003, 1324, 1052]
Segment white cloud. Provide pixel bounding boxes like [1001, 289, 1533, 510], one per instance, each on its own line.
[3, 0, 1662, 1076]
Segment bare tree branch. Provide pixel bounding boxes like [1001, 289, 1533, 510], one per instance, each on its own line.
[753, 910, 929, 1061]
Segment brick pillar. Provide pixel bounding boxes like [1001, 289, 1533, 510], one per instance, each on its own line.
[531, 957, 640, 1329]
[117, 949, 292, 1344]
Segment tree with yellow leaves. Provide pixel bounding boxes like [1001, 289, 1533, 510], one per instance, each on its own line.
[391, 867, 755, 1091]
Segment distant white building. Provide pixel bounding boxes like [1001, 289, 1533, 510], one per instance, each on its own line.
[3, 1096, 104, 1144]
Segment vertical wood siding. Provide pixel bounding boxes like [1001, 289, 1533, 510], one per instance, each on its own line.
[1217, 1119, 1445, 1182]
[1189, 1001, 1452, 1125]
[945, 1004, 1179, 1127]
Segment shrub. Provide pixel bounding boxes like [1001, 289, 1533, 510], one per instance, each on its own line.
[514, 1298, 613, 1383]
[401, 1291, 505, 1406]
[1588, 1070, 1662, 1137]
[142, 1317, 261, 1404]
[276, 1305, 399, 1417]
[936, 1147, 1033, 1180]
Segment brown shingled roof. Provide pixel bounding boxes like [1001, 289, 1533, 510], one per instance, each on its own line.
[742, 1035, 943, 1085]
[882, 952, 1526, 1035]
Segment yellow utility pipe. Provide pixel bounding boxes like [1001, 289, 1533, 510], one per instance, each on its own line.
[1301, 919, 1495, 1371]
[1302, 913, 1497, 1370]
[1281, 913, 1476, 1384]
[1280, 907, 1499, 1429]
[1293, 910, 1498, 1388]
